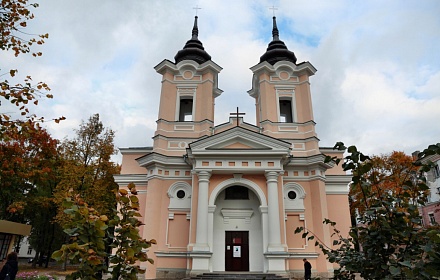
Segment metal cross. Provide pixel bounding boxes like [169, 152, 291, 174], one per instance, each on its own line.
[230, 107, 246, 127]
[193, 5, 201, 16]
[269, 5, 278, 17]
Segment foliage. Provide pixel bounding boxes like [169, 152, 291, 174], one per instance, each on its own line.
[0, 120, 64, 267]
[108, 183, 156, 280]
[54, 114, 119, 223]
[0, 121, 58, 221]
[1, 0, 66, 266]
[295, 142, 440, 280]
[51, 190, 109, 280]
[1, 0, 65, 133]
[349, 151, 423, 217]
[51, 115, 153, 279]
[52, 185, 156, 280]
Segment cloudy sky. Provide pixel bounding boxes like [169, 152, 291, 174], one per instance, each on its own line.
[2, 0, 439, 160]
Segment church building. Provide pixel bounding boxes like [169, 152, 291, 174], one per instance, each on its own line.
[115, 16, 351, 279]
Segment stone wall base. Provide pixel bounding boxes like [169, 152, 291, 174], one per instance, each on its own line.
[289, 270, 334, 280]
[155, 268, 188, 279]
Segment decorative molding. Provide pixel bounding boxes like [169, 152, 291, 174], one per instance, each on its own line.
[209, 178, 268, 207]
[114, 174, 148, 185]
[233, 173, 243, 181]
[221, 208, 254, 224]
[155, 251, 191, 258]
[325, 175, 350, 194]
[283, 182, 306, 211]
[168, 181, 192, 210]
[174, 125, 194, 131]
[278, 126, 298, 132]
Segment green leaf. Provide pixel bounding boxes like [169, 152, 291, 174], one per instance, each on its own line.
[127, 248, 135, 257]
[347, 145, 358, 153]
[389, 266, 401, 275]
[51, 250, 63, 261]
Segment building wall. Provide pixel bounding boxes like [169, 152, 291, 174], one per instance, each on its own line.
[420, 154, 440, 226]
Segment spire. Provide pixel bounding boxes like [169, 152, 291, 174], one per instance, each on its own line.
[259, 16, 297, 65]
[272, 16, 279, 41]
[174, 16, 211, 64]
[191, 16, 199, 40]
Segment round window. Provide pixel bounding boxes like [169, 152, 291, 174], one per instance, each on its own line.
[176, 190, 185, 199]
[287, 191, 297, 200]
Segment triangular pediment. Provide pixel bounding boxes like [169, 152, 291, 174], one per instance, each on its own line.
[188, 126, 291, 156]
[222, 142, 255, 149]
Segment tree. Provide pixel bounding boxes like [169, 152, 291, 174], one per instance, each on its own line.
[52, 190, 110, 280]
[0, 121, 66, 267]
[52, 184, 155, 280]
[54, 114, 119, 221]
[108, 183, 155, 280]
[52, 114, 120, 272]
[349, 151, 423, 220]
[1, 0, 64, 134]
[0, 122, 58, 221]
[296, 143, 440, 280]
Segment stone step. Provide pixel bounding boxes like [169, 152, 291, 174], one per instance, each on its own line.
[183, 273, 289, 280]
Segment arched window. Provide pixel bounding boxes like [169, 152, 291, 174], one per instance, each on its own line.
[225, 185, 249, 200]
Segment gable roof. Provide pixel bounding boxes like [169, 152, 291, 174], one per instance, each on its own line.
[187, 126, 291, 158]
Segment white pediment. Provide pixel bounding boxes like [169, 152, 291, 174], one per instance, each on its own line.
[188, 127, 291, 154]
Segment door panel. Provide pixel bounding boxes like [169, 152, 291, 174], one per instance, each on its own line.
[225, 231, 249, 271]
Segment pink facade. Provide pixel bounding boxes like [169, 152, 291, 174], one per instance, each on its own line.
[115, 16, 351, 279]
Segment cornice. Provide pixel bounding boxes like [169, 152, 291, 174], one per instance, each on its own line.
[154, 59, 222, 75]
[156, 118, 214, 125]
[250, 60, 317, 77]
[260, 119, 317, 126]
[114, 174, 148, 185]
[118, 147, 153, 155]
[189, 126, 291, 151]
[325, 175, 351, 194]
[136, 152, 188, 168]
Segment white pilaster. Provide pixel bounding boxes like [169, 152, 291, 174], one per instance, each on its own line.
[259, 206, 269, 272]
[265, 171, 284, 252]
[194, 170, 211, 251]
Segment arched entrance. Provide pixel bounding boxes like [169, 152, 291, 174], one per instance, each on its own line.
[209, 178, 266, 272]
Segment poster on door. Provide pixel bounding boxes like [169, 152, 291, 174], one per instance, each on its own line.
[233, 246, 241, 258]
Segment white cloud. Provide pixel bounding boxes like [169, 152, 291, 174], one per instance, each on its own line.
[1, 0, 439, 161]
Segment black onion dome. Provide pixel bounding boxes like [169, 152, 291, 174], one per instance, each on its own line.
[174, 16, 211, 64]
[259, 17, 297, 65]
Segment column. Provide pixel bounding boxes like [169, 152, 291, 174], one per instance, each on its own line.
[194, 170, 211, 251]
[265, 171, 283, 251]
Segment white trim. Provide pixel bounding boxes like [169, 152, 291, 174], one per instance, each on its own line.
[208, 177, 268, 207]
[114, 174, 148, 185]
[220, 209, 254, 224]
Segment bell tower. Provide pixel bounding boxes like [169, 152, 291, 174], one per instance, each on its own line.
[248, 17, 319, 156]
[153, 16, 223, 156]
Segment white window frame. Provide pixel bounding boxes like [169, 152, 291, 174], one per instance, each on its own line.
[176, 86, 196, 122]
[276, 87, 297, 123]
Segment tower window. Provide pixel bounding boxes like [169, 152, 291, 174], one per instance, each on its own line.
[225, 186, 249, 200]
[279, 99, 293, 123]
[179, 98, 193, 121]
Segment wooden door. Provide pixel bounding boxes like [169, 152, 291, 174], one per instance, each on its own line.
[225, 231, 249, 271]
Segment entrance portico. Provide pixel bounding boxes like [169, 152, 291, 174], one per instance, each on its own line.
[187, 127, 292, 274]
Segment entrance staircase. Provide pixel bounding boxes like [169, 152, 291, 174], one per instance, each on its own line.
[182, 272, 290, 280]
